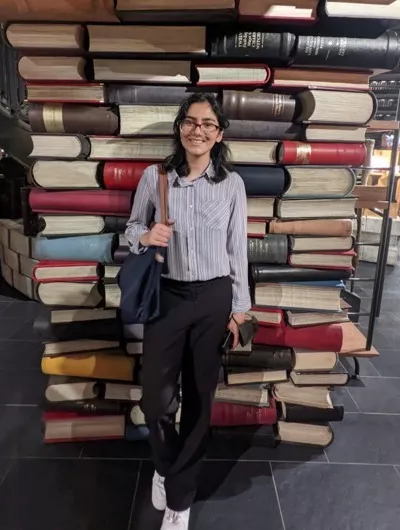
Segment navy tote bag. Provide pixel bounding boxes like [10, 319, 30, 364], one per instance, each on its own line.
[117, 166, 168, 324]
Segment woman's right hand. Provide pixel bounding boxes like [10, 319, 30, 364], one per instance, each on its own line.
[140, 221, 174, 248]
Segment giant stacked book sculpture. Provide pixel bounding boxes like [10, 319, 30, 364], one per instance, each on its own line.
[1, 1, 389, 445]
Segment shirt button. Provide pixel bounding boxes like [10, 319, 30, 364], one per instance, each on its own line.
[189, 205, 193, 208]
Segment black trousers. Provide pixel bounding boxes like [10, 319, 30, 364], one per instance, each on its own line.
[141, 276, 232, 511]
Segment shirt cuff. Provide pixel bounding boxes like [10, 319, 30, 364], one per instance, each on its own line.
[127, 228, 149, 255]
[231, 299, 252, 313]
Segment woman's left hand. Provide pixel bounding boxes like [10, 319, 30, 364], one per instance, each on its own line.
[227, 312, 246, 350]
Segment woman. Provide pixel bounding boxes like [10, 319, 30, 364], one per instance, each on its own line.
[125, 93, 251, 530]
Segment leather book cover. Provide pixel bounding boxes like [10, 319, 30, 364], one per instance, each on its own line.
[103, 216, 129, 233]
[0, 0, 118, 22]
[33, 313, 122, 342]
[278, 141, 367, 166]
[113, 245, 129, 264]
[225, 347, 293, 370]
[32, 233, 116, 263]
[247, 236, 288, 264]
[250, 264, 352, 283]
[29, 104, 118, 136]
[288, 249, 356, 271]
[254, 323, 343, 351]
[41, 352, 135, 381]
[116, 3, 236, 23]
[43, 399, 125, 415]
[222, 91, 296, 122]
[107, 85, 189, 105]
[295, 31, 400, 70]
[33, 260, 99, 282]
[28, 189, 133, 216]
[102, 161, 151, 190]
[209, 31, 296, 59]
[226, 120, 302, 141]
[210, 400, 278, 426]
[269, 219, 353, 237]
[211, 424, 276, 447]
[236, 165, 286, 196]
[280, 403, 344, 423]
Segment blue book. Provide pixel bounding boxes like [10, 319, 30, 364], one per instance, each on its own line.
[125, 424, 149, 442]
[280, 281, 345, 288]
[32, 234, 115, 263]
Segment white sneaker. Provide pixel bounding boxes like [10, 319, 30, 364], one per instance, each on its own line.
[152, 471, 166, 511]
[161, 507, 191, 530]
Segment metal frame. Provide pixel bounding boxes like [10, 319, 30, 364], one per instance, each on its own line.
[350, 125, 399, 377]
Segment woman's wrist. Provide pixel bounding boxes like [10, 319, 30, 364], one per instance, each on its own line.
[139, 232, 150, 247]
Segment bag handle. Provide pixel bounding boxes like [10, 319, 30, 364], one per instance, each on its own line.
[158, 164, 168, 226]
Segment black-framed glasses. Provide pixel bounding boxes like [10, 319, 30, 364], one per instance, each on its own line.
[179, 118, 221, 135]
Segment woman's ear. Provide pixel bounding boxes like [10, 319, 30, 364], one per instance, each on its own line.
[215, 129, 224, 143]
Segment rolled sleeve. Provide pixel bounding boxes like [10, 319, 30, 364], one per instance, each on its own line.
[227, 175, 252, 313]
[125, 168, 155, 255]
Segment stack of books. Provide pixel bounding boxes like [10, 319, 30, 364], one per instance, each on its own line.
[4, 7, 387, 445]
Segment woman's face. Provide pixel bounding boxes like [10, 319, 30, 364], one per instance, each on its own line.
[179, 101, 223, 158]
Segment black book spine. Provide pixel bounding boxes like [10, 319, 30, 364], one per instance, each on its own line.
[251, 265, 352, 283]
[247, 235, 288, 264]
[104, 216, 129, 233]
[236, 165, 287, 196]
[43, 399, 125, 415]
[282, 404, 344, 423]
[225, 347, 293, 370]
[210, 31, 296, 59]
[295, 31, 400, 70]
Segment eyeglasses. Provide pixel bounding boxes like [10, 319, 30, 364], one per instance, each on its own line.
[179, 118, 221, 135]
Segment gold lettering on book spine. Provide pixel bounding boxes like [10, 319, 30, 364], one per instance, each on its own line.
[295, 143, 312, 164]
[43, 104, 64, 133]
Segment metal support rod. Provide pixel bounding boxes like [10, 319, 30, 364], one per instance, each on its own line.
[376, 217, 393, 317]
[366, 127, 400, 350]
[351, 358, 360, 379]
[351, 208, 363, 293]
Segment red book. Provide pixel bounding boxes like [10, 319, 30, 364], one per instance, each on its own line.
[33, 261, 99, 283]
[195, 64, 271, 86]
[29, 188, 132, 216]
[254, 322, 343, 351]
[250, 306, 285, 328]
[211, 400, 277, 426]
[289, 250, 356, 271]
[102, 161, 152, 190]
[278, 141, 367, 166]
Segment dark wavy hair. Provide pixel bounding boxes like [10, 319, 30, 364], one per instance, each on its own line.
[163, 92, 232, 183]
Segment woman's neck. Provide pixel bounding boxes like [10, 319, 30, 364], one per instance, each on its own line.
[186, 153, 211, 182]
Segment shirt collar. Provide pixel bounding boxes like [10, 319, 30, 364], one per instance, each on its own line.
[168, 162, 215, 186]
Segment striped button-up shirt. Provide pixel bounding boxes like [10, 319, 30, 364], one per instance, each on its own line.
[125, 163, 251, 313]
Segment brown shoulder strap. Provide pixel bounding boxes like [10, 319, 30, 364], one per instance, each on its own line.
[157, 164, 168, 226]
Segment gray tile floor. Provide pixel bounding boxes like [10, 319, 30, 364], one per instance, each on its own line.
[0, 262, 399, 529]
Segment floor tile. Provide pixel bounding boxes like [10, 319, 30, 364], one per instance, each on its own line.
[330, 386, 359, 412]
[347, 376, 400, 414]
[0, 406, 82, 457]
[0, 341, 43, 371]
[4, 301, 41, 320]
[0, 318, 33, 340]
[0, 459, 139, 530]
[0, 371, 47, 405]
[130, 460, 284, 530]
[81, 439, 151, 460]
[272, 462, 400, 530]
[206, 427, 327, 463]
[326, 413, 400, 464]
[340, 357, 380, 377]
[371, 349, 400, 377]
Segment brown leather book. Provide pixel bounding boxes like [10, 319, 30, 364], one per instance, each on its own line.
[269, 219, 353, 237]
[0, 0, 117, 22]
[222, 90, 296, 122]
[29, 104, 119, 135]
